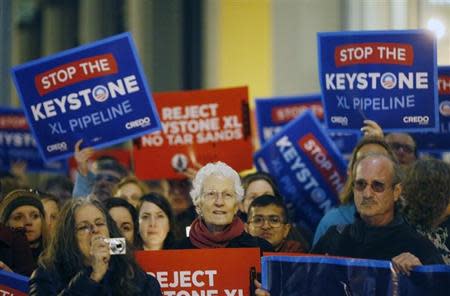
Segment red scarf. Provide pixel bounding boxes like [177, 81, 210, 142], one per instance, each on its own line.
[189, 217, 245, 248]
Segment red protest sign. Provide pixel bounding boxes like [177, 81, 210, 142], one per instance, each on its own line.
[0, 284, 27, 296]
[135, 248, 260, 296]
[133, 87, 253, 180]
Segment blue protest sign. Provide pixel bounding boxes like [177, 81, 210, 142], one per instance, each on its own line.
[255, 94, 360, 155]
[414, 66, 450, 152]
[0, 107, 67, 173]
[254, 110, 347, 230]
[0, 270, 28, 295]
[318, 30, 438, 133]
[12, 32, 161, 162]
[261, 256, 450, 296]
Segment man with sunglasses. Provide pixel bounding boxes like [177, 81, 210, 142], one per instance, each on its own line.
[312, 153, 443, 275]
[73, 140, 128, 201]
[385, 133, 417, 167]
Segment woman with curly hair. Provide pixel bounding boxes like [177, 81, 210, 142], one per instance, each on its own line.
[29, 196, 161, 295]
[402, 158, 450, 264]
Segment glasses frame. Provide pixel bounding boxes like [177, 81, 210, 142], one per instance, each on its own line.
[202, 190, 236, 202]
[353, 179, 394, 193]
[248, 215, 286, 228]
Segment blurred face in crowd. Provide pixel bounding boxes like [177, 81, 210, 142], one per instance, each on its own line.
[353, 156, 401, 226]
[167, 180, 191, 216]
[92, 169, 122, 202]
[42, 199, 59, 234]
[242, 180, 275, 213]
[247, 204, 290, 248]
[108, 206, 134, 245]
[198, 175, 238, 232]
[75, 204, 109, 262]
[139, 201, 170, 250]
[7, 205, 43, 245]
[385, 133, 416, 166]
[116, 182, 144, 208]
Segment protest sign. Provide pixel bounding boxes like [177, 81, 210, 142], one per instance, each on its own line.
[318, 30, 438, 133]
[135, 248, 260, 296]
[133, 87, 253, 180]
[0, 270, 28, 296]
[414, 66, 450, 152]
[254, 94, 360, 155]
[11, 32, 161, 162]
[0, 107, 66, 173]
[254, 110, 347, 230]
[261, 255, 450, 296]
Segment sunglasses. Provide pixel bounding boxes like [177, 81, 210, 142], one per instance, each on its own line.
[388, 142, 415, 154]
[353, 179, 392, 193]
[94, 174, 120, 183]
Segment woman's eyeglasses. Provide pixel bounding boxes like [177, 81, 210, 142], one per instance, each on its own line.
[202, 190, 236, 201]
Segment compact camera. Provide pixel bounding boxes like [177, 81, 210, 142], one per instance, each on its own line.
[104, 238, 126, 255]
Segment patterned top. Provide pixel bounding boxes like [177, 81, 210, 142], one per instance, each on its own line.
[417, 217, 450, 265]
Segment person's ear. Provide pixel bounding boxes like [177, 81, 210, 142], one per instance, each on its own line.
[238, 200, 246, 213]
[283, 223, 291, 239]
[393, 183, 402, 202]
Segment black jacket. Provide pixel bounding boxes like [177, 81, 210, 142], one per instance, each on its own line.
[175, 231, 274, 253]
[29, 265, 161, 296]
[312, 214, 444, 265]
[0, 224, 35, 276]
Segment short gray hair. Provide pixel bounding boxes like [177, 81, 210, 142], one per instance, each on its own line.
[190, 161, 244, 207]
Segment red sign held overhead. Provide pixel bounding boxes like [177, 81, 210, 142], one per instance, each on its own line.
[133, 86, 253, 180]
[135, 248, 260, 296]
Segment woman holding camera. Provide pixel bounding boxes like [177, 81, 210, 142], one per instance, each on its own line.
[29, 196, 161, 296]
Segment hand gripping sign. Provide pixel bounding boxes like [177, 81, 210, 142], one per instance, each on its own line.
[318, 30, 439, 133]
[0, 107, 67, 172]
[0, 270, 28, 296]
[11, 32, 161, 162]
[254, 94, 360, 155]
[135, 248, 260, 296]
[254, 110, 347, 230]
[133, 86, 253, 180]
[262, 255, 450, 296]
[415, 66, 450, 152]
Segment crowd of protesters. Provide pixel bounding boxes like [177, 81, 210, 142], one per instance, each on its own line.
[1, 121, 450, 295]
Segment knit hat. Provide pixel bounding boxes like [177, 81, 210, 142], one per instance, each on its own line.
[0, 190, 45, 223]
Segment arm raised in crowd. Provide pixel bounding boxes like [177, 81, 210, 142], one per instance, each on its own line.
[72, 139, 95, 198]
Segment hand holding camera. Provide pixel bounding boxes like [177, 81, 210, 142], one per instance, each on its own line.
[89, 235, 111, 282]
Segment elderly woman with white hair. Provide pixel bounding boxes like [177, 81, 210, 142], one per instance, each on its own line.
[176, 162, 273, 251]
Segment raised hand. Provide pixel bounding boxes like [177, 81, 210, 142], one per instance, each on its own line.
[89, 235, 111, 282]
[74, 139, 95, 176]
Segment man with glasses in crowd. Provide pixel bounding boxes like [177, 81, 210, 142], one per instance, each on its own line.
[73, 140, 128, 201]
[312, 153, 443, 275]
[246, 195, 307, 253]
[385, 133, 417, 167]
